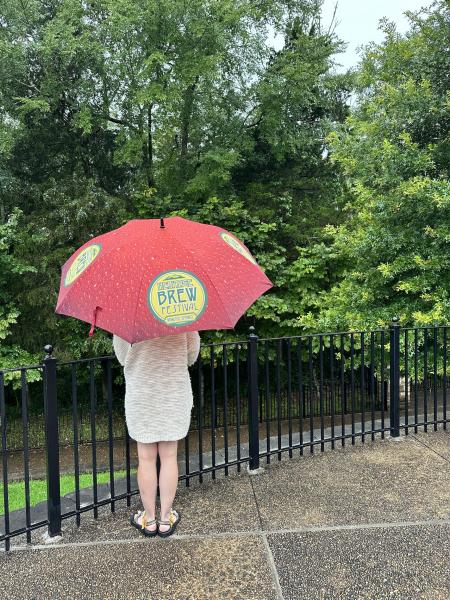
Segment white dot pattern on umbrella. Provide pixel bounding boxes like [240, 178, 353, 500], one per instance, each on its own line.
[55, 216, 273, 343]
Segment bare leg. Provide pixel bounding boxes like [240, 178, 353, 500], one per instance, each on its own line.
[157, 440, 179, 532]
[136, 441, 158, 531]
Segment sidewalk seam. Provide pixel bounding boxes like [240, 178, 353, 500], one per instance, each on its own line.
[5, 519, 450, 552]
[261, 533, 284, 600]
[249, 470, 285, 599]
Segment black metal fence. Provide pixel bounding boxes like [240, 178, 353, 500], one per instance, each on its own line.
[1, 321, 448, 550]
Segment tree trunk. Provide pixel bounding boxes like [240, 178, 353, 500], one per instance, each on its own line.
[179, 77, 199, 181]
[146, 104, 154, 187]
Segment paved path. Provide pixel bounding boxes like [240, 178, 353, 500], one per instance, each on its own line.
[1, 429, 449, 599]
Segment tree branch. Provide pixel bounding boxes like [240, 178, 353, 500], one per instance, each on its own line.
[95, 113, 138, 131]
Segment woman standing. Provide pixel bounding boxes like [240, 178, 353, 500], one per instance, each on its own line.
[113, 330, 201, 537]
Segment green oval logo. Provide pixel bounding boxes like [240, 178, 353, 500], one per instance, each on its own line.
[64, 244, 102, 287]
[147, 269, 208, 327]
[220, 232, 257, 264]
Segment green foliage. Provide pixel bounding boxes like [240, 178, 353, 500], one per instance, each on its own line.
[2, 0, 447, 375]
[0, 210, 41, 382]
[309, 1, 450, 332]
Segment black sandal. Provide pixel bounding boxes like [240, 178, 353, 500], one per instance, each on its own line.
[130, 510, 158, 537]
[157, 509, 181, 538]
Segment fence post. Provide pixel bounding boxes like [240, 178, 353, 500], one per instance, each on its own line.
[43, 344, 62, 537]
[247, 326, 260, 471]
[389, 318, 401, 437]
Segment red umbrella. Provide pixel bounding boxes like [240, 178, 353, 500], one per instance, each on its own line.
[55, 216, 273, 343]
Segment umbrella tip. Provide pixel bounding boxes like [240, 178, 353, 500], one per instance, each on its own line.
[160, 217, 165, 229]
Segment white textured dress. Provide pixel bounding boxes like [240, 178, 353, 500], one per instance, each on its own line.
[113, 331, 201, 443]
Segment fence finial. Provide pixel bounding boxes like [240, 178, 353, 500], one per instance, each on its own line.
[391, 316, 400, 326]
[44, 344, 54, 359]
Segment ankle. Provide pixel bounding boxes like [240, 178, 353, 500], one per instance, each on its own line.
[160, 508, 172, 521]
[142, 510, 156, 521]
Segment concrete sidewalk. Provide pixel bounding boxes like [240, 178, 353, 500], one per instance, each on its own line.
[1, 429, 449, 599]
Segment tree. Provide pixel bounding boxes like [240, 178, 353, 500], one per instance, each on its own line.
[0, 0, 351, 360]
[306, 1, 450, 332]
[0, 210, 40, 381]
[231, 6, 351, 336]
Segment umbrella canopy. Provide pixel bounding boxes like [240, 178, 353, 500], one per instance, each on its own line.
[56, 216, 273, 343]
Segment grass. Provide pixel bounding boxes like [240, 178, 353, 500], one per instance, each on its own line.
[0, 469, 137, 516]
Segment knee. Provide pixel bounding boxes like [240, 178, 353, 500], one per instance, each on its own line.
[157, 441, 178, 462]
[137, 442, 158, 464]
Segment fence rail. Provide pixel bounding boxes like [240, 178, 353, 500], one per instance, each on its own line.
[1, 320, 448, 550]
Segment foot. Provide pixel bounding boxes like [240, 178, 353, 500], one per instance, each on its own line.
[132, 510, 158, 534]
[158, 509, 180, 536]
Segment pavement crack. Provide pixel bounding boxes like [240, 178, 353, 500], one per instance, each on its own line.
[249, 472, 264, 530]
[411, 433, 450, 465]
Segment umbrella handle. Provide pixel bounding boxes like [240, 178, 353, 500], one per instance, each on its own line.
[89, 306, 101, 337]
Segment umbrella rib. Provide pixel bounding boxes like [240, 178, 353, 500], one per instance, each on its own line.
[131, 263, 148, 344]
[162, 224, 234, 327]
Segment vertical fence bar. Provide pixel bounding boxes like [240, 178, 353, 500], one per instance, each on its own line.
[71, 364, 81, 526]
[264, 341, 270, 464]
[89, 361, 98, 518]
[1, 371, 10, 551]
[370, 332, 375, 441]
[79, 405, 84, 445]
[210, 345, 216, 480]
[197, 352, 204, 482]
[247, 326, 260, 470]
[414, 329, 419, 433]
[235, 344, 241, 473]
[424, 328, 428, 432]
[184, 431, 190, 486]
[330, 335, 335, 450]
[444, 327, 447, 429]
[308, 337, 314, 454]
[297, 339, 304, 456]
[43, 345, 61, 538]
[21, 369, 31, 543]
[287, 338, 292, 458]
[319, 335, 324, 452]
[433, 326, 438, 431]
[276, 338, 282, 461]
[156, 453, 161, 499]
[105, 359, 115, 511]
[350, 333, 355, 445]
[223, 344, 229, 476]
[340, 334, 345, 447]
[360, 332, 365, 443]
[125, 418, 131, 505]
[389, 318, 400, 438]
[404, 330, 409, 435]
[381, 331, 386, 438]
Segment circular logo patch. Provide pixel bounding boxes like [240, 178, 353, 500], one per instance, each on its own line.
[220, 232, 257, 264]
[64, 243, 102, 287]
[147, 270, 208, 327]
